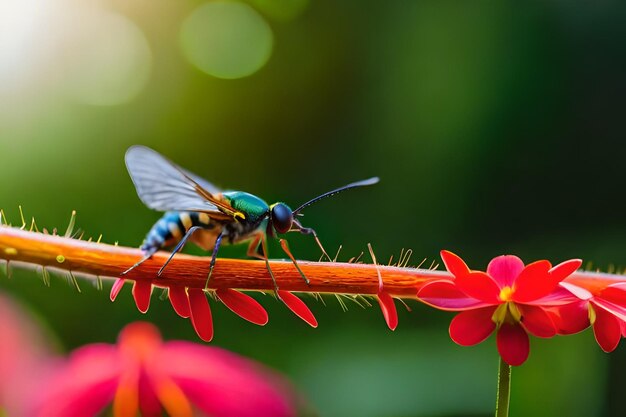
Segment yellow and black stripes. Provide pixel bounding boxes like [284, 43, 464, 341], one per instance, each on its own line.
[140, 211, 213, 253]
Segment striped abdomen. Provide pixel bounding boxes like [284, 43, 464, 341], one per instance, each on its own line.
[141, 211, 214, 253]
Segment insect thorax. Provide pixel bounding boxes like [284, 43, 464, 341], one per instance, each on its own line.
[222, 191, 269, 222]
[217, 191, 268, 244]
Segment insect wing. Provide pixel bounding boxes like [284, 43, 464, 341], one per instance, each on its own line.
[125, 146, 224, 213]
[179, 167, 221, 195]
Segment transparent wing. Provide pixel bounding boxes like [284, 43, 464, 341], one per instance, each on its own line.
[125, 146, 227, 214]
[179, 167, 221, 195]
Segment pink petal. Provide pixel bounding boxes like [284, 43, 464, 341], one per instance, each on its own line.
[132, 281, 153, 314]
[607, 282, 626, 292]
[0, 294, 54, 416]
[487, 255, 524, 287]
[216, 289, 269, 326]
[455, 271, 501, 303]
[511, 260, 553, 303]
[592, 305, 622, 352]
[168, 286, 191, 318]
[559, 282, 593, 300]
[549, 259, 582, 281]
[110, 278, 126, 302]
[518, 304, 556, 338]
[138, 370, 162, 416]
[449, 307, 497, 346]
[544, 301, 590, 335]
[277, 291, 318, 328]
[38, 379, 119, 417]
[440, 250, 470, 277]
[188, 289, 214, 342]
[36, 345, 121, 417]
[418, 281, 493, 311]
[496, 323, 530, 366]
[377, 291, 398, 331]
[159, 343, 295, 417]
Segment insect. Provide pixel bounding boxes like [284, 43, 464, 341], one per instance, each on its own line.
[122, 145, 379, 291]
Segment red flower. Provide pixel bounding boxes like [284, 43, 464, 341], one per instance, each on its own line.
[418, 251, 582, 366]
[35, 322, 296, 417]
[557, 281, 626, 352]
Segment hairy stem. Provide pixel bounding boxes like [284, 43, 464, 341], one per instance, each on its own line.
[0, 227, 442, 295]
[0, 227, 623, 295]
[495, 358, 511, 417]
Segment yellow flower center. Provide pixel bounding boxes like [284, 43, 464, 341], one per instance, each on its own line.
[499, 286, 514, 302]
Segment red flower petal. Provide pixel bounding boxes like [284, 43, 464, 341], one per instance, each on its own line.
[418, 281, 493, 311]
[216, 289, 269, 326]
[455, 271, 501, 303]
[377, 290, 398, 331]
[531, 286, 581, 306]
[449, 307, 497, 346]
[496, 323, 529, 366]
[518, 304, 556, 338]
[132, 281, 153, 313]
[188, 289, 214, 342]
[487, 255, 524, 287]
[620, 320, 626, 338]
[545, 301, 590, 335]
[440, 250, 470, 278]
[110, 278, 126, 302]
[592, 305, 622, 352]
[549, 259, 582, 281]
[511, 260, 553, 303]
[277, 291, 317, 328]
[593, 298, 626, 322]
[600, 284, 626, 307]
[169, 286, 191, 318]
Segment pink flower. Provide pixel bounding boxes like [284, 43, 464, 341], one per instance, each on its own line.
[0, 292, 55, 417]
[418, 251, 582, 366]
[35, 322, 296, 417]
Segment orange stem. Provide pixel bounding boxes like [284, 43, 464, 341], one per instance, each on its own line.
[0, 227, 443, 297]
[0, 227, 623, 297]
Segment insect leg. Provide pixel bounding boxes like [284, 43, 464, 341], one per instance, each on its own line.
[258, 235, 279, 293]
[246, 233, 265, 260]
[279, 239, 310, 285]
[121, 249, 158, 275]
[204, 231, 224, 291]
[246, 233, 279, 293]
[158, 226, 202, 276]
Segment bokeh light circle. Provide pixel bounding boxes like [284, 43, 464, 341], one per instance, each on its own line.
[180, 2, 273, 79]
[62, 11, 152, 106]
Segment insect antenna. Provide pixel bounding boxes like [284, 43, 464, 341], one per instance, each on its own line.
[292, 177, 379, 215]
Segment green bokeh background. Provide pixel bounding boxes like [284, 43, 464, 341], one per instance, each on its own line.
[1, 1, 626, 416]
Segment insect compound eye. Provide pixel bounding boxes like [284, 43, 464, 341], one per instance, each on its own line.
[271, 203, 293, 234]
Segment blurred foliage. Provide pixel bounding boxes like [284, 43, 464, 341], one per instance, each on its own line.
[1, 0, 626, 416]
